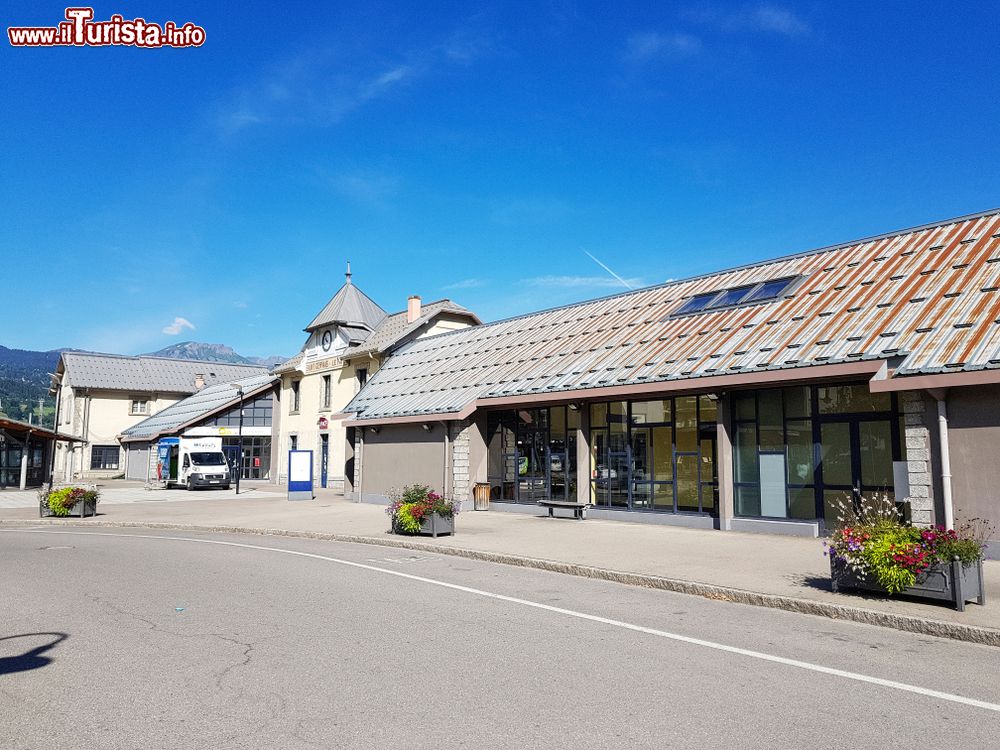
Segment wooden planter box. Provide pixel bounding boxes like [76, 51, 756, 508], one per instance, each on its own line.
[40, 498, 98, 519]
[830, 556, 985, 611]
[392, 511, 455, 538]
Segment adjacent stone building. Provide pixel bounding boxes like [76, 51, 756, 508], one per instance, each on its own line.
[49, 353, 267, 481]
[274, 266, 480, 492]
[118, 374, 279, 482]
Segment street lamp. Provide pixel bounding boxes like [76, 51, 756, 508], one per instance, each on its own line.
[231, 384, 245, 495]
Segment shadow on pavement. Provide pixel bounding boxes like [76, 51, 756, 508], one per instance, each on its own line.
[0, 632, 68, 676]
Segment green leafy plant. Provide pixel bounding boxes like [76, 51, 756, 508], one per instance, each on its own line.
[825, 494, 990, 595]
[385, 484, 459, 535]
[39, 486, 100, 517]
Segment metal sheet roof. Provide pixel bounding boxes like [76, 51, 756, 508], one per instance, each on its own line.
[345, 300, 478, 358]
[59, 353, 268, 394]
[305, 279, 388, 333]
[275, 299, 477, 373]
[345, 208, 1000, 420]
[0, 417, 85, 443]
[120, 374, 276, 441]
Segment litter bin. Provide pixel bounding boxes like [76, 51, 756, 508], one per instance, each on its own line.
[473, 482, 491, 511]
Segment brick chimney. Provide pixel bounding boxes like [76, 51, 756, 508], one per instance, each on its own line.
[194, 373, 205, 390]
[407, 295, 422, 323]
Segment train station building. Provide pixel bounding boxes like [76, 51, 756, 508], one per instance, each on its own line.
[341, 209, 1000, 547]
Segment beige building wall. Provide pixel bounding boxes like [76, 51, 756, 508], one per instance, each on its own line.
[54, 380, 183, 480]
[355, 424, 447, 502]
[422, 317, 472, 337]
[275, 312, 476, 492]
[277, 358, 376, 491]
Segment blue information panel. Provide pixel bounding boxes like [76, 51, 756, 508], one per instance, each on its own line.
[287, 449, 313, 501]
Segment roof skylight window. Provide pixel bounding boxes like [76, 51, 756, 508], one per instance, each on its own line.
[708, 285, 756, 309]
[744, 277, 797, 303]
[673, 292, 718, 315]
[670, 276, 800, 318]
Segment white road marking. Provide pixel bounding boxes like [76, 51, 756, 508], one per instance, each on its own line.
[7, 528, 1000, 713]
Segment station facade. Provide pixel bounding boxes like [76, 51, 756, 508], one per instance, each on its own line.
[342, 209, 1000, 546]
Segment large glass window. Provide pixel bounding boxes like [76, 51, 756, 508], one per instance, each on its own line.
[90, 445, 120, 470]
[817, 384, 890, 414]
[487, 411, 517, 501]
[222, 437, 271, 479]
[591, 395, 718, 514]
[489, 397, 719, 514]
[488, 406, 577, 505]
[1, 437, 47, 488]
[209, 394, 274, 428]
[733, 384, 899, 524]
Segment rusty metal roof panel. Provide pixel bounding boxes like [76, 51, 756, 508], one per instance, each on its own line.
[344, 209, 1000, 419]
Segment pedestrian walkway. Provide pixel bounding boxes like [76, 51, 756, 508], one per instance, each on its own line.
[0, 481, 284, 508]
[2, 487, 997, 639]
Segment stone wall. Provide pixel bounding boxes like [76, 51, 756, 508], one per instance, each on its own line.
[899, 390, 933, 526]
[352, 428, 362, 499]
[451, 418, 473, 502]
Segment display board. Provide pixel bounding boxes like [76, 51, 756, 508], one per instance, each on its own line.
[288, 449, 314, 501]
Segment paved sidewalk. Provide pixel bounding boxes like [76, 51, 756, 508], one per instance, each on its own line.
[0, 482, 284, 508]
[2, 489, 998, 641]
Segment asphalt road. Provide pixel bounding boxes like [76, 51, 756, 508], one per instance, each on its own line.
[2, 529, 998, 749]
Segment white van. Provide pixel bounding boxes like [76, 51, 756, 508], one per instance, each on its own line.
[157, 437, 231, 490]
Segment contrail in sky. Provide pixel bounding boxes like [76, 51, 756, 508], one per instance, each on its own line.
[583, 249, 634, 290]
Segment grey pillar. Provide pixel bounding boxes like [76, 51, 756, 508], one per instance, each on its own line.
[576, 405, 590, 505]
[468, 411, 489, 489]
[19, 452, 28, 490]
[716, 393, 735, 531]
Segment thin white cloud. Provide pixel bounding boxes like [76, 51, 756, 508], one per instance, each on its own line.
[624, 31, 701, 64]
[233, 301, 249, 309]
[443, 278, 486, 290]
[685, 4, 811, 37]
[324, 170, 400, 208]
[442, 24, 496, 63]
[215, 59, 419, 136]
[213, 21, 493, 136]
[520, 275, 645, 290]
[752, 5, 810, 36]
[162, 317, 196, 335]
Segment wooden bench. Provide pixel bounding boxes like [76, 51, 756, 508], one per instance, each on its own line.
[537, 500, 589, 520]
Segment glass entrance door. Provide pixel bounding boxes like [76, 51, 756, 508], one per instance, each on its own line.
[517, 429, 549, 503]
[819, 418, 895, 526]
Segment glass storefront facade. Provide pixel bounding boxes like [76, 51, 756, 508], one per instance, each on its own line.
[0, 437, 45, 488]
[484, 381, 903, 525]
[486, 396, 717, 515]
[486, 407, 579, 504]
[222, 436, 271, 480]
[589, 396, 718, 513]
[733, 383, 904, 526]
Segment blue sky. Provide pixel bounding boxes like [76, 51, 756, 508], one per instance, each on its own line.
[4, 1, 1000, 358]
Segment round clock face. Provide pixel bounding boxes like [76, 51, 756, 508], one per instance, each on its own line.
[321, 330, 333, 352]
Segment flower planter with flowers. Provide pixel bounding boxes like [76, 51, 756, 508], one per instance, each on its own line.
[825, 495, 988, 611]
[38, 486, 100, 518]
[386, 484, 459, 538]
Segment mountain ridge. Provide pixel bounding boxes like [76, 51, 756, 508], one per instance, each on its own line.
[141, 341, 286, 367]
[0, 342, 287, 424]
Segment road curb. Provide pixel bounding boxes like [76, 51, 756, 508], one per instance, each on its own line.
[5, 517, 999, 647]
